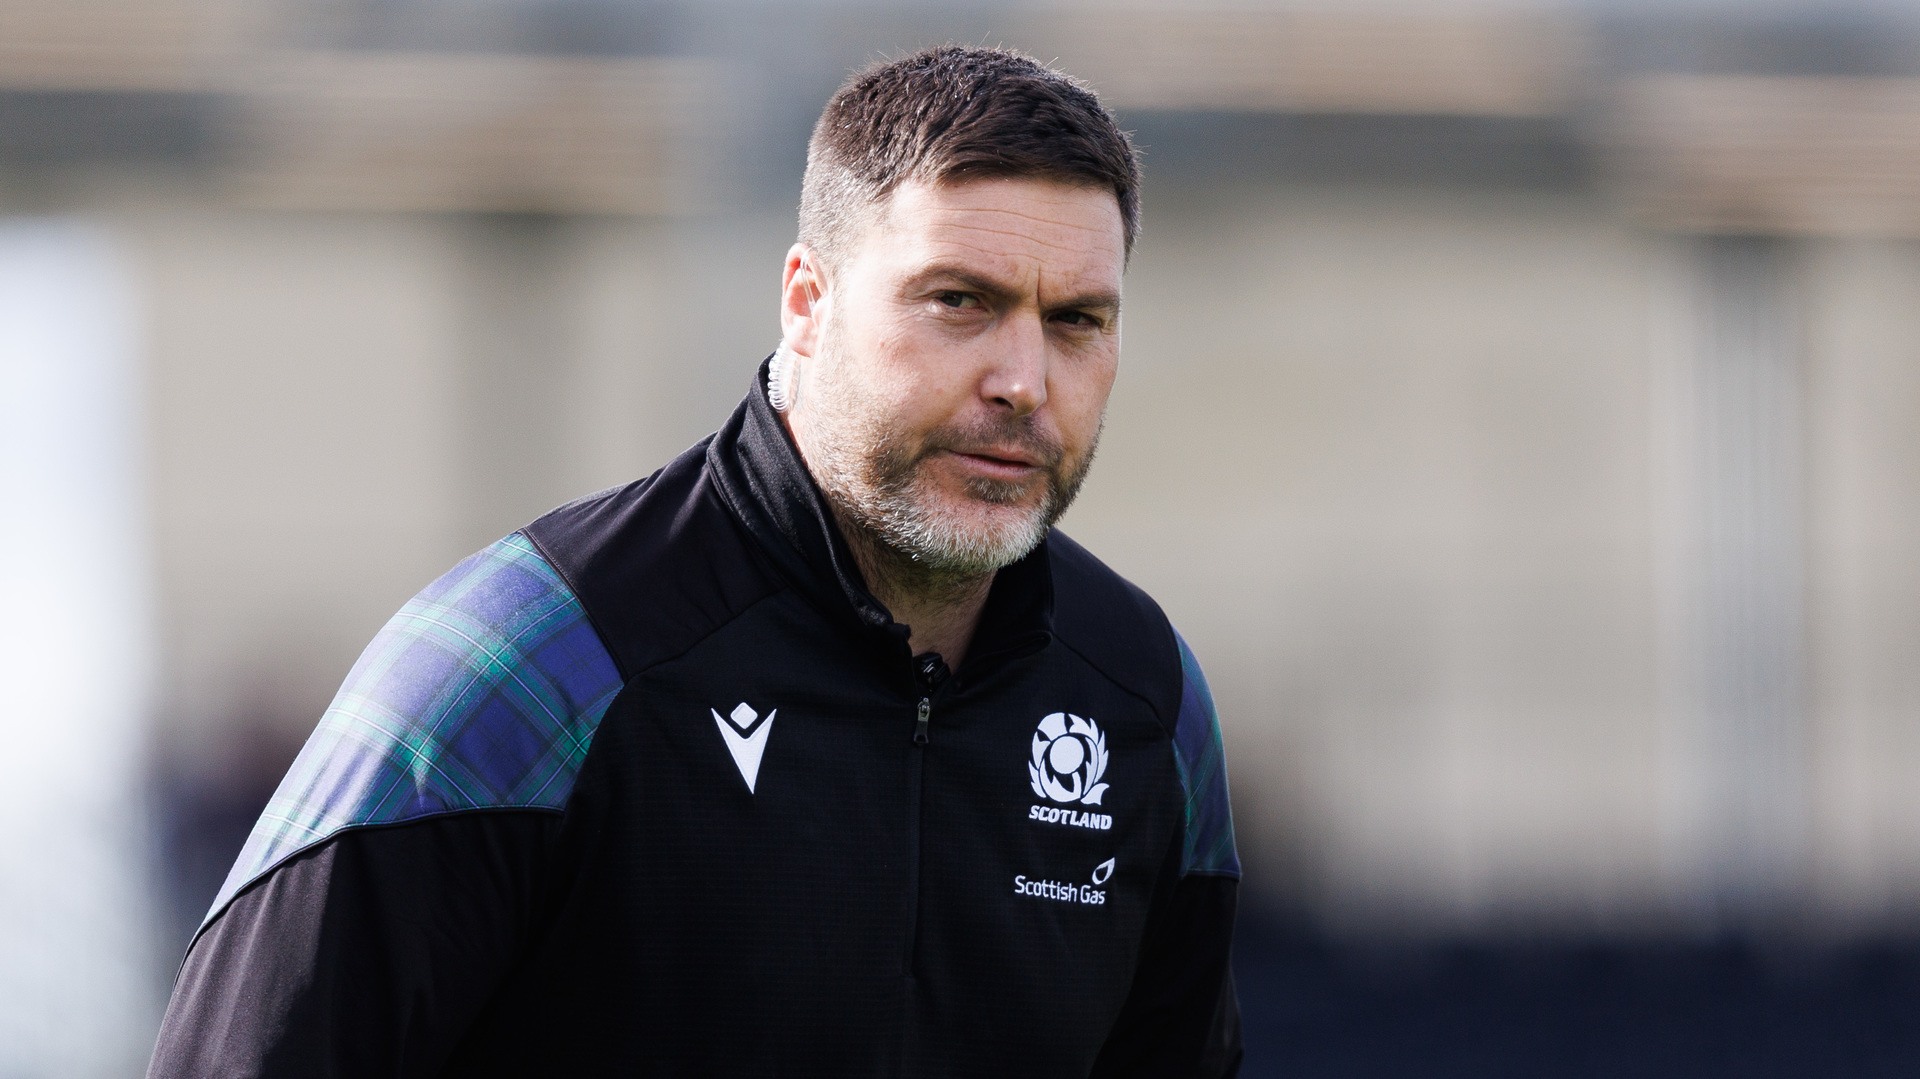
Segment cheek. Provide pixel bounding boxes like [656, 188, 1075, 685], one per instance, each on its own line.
[1051, 354, 1118, 439]
[873, 334, 988, 414]
[847, 310, 941, 386]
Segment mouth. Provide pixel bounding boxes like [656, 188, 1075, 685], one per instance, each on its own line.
[944, 447, 1043, 481]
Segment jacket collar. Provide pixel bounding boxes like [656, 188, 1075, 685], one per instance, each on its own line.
[707, 355, 1055, 670]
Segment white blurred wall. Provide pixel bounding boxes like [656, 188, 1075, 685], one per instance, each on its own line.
[0, 221, 157, 1078]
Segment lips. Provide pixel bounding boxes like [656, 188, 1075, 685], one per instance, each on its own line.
[941, 435, 1062, 471]
[956, 447, 1040, 469]
[945, 449, 1041, 482]
[919, 422, 1066, 482]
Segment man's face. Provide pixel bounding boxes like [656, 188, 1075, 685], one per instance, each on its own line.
[783, 176, 1125, 578]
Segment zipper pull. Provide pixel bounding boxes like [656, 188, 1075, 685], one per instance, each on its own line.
[914, 652, 949, 690]
[914, 697, 931, 745]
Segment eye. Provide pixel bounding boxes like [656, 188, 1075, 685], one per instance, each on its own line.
[1051, 310, 1102, 329]
[935, 290, 979, 309]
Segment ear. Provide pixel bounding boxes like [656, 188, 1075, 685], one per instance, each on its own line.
[779, 243, 828, 358]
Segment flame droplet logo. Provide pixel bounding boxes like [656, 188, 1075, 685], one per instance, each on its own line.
[1029, 712, 1110, 806]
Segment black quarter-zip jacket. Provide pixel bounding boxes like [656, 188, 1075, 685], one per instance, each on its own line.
[150, 362, 1243, 1078]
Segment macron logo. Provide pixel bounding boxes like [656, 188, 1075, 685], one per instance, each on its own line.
[712, 702, 776, 793]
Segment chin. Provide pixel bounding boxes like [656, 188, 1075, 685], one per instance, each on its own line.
[885, 493, 1053, 575]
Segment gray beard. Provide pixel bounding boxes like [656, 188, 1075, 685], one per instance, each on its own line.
[847, 425, 1081, 580]
[800, 345, 1100, 586]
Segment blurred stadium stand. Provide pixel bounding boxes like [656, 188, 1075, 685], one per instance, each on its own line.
[4, 1, 1920, 1074]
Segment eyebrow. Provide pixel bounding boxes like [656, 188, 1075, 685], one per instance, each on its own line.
[904, 262, 1121, 316]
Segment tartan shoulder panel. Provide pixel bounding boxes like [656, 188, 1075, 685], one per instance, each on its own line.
[206, 532, 623, 925]
[1171, 630, 1241, 879]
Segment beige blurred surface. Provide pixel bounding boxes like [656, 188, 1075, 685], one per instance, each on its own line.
[93, 178, 1920, 934]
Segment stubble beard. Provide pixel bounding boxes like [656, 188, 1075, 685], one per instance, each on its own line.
[801, 334, 1102, 593]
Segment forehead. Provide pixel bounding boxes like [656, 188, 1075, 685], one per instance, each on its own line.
[856, 176, 1125, 294]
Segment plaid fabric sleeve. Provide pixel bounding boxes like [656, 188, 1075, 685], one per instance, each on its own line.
[1171, 630, 1240, 879]
[204, 532, 623, 927]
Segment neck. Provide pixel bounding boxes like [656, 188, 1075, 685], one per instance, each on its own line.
[832, 509, 995, 670]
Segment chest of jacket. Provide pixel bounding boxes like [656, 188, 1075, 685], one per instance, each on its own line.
[512, 588, 1183, 1074]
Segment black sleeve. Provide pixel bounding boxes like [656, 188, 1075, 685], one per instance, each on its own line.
[147, 812, 559, 1079]
[1089, 870, 1243, 1078]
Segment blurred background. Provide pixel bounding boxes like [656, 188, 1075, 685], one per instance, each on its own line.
[4, 0, 1920, 1074]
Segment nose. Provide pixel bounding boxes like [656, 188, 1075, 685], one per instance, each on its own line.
[981, 314, 1048, 417]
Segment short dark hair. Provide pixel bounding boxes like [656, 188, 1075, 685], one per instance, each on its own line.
[799, 45, 1140, 268]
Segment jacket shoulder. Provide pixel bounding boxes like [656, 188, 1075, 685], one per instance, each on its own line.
[1171, 631, 1240, 878]
[1044, 530, 1182, 732]
[522, 439, 780, 678]
[206, 532, 622, 927]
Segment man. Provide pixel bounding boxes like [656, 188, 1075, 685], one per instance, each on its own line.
[150, 45, 1241, 1077]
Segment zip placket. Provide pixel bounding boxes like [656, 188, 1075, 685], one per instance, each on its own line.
[901, 652, 947, 978]
[903, 692, 927, 974]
